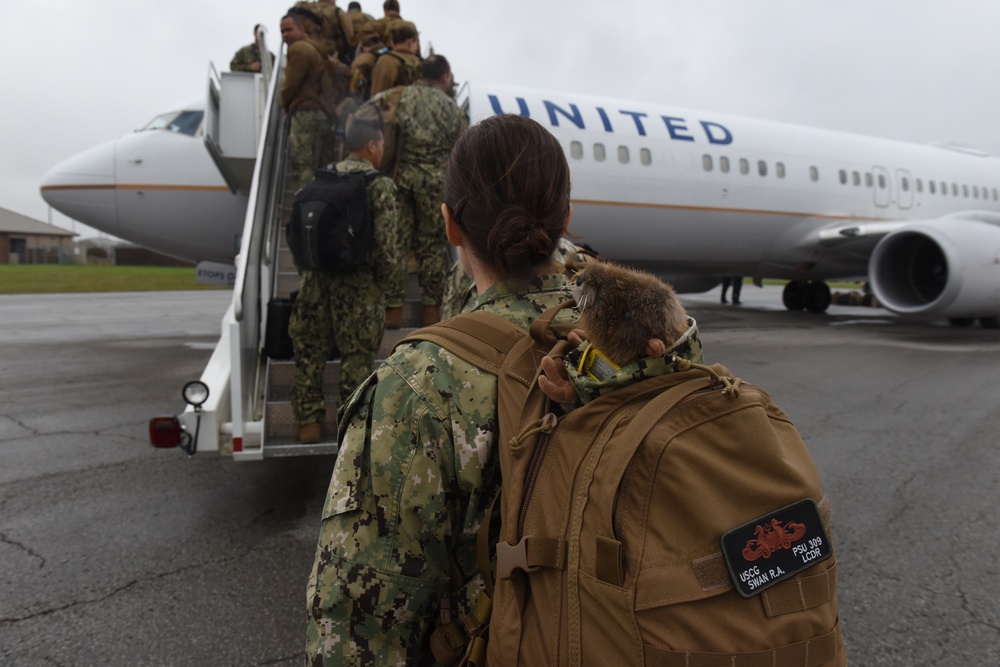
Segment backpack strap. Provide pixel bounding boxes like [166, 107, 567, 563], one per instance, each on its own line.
[396, 311, 527, 374]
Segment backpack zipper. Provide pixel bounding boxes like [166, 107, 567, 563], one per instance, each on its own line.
[516, 403, 562, 540]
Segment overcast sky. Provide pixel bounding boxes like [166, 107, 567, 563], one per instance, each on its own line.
[3, 0, 999, 238]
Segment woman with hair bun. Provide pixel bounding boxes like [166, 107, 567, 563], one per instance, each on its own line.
[306, 114, 577, 664]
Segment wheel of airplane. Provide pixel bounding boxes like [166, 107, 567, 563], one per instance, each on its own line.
[948, 317, 976, 328]
[782, 280, 807, 311]
[804, 281, 831, 314]
[979, 317, 1000, 329]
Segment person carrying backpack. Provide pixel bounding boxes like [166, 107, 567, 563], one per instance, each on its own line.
[304, 115, 845, 665]
[280, 11, 350, 189]
[288, 107, 401, 445]
[305, 113, 576, 664]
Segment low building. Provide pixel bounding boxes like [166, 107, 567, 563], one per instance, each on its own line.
[0, 206, 77, 264]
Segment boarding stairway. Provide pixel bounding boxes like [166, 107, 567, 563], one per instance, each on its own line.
[260, 177, 425, 455]
[194, 28, 426, 460]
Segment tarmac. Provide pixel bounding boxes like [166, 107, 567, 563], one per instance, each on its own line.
[1, 287, 998, 665]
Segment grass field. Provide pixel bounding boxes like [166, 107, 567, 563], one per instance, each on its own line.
[0, 265, 229, 294]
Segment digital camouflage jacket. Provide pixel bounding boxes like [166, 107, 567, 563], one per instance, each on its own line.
[305, 274, 575, 666]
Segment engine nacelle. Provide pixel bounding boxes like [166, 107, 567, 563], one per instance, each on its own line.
[869, 217, 1000, 318]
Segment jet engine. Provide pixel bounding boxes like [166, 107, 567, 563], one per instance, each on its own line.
[869, 217, 1000, 318]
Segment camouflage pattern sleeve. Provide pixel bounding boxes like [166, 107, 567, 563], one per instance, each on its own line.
[306, 342, 502, 666]
[369, 175, 401, 286]
[230, 44, 256, 72]
[396, 83, 468, 170]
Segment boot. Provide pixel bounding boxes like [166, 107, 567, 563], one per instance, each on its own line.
[384, 306, 403, 329]
[422, 304, 441, 325]
[298, 422, 321, 444]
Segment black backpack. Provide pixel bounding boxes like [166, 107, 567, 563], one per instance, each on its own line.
[286, 168, 382, 272]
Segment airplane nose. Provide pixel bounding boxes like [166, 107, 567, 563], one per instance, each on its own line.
[39, 141, 119, 237]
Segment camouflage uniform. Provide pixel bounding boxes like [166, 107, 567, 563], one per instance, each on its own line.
[440, 238, 596, 319]
[282, 38, 341, 189]
[287, 111, 337, 191]
[289, 156, 401, 422]
[229, 43, 275, 72]
[376, 80, 468, 308]
[305, 274, 576, 665]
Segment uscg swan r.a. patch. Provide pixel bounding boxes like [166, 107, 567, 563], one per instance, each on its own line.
[720, 499, 832, 598]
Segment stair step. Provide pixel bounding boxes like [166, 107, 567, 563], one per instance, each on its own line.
[265, 398, 337, 439]
[261, 439, 339, 458]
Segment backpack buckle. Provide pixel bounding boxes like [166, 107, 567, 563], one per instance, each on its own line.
[496, 536, 541, 580]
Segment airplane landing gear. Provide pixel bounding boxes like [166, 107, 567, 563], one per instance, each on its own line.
[783, 280, 831, 313]
[948, 317, 1000, 328]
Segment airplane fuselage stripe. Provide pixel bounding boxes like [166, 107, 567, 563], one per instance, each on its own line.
[40, 184, 230, 192]
[571, 198, 894, 222]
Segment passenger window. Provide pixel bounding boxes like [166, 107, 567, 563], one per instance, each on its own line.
[740, 158, 750, 175]
[570, 141, 583, 160]
[929, 181, 936, 194]
[618, 146, 630, 164]
[594, 143, 606, 162]
[839, 169, 847, 185]
[878, 174, 887, 189]
[952, 183, 958, 196]
[902, 178, 910, 192]
[702, 154, 713, 171]
[963, 184, 969, 197]
[916, 179, 923, 193]
[720, 156, 730, 173]
[973, 185, 980, 198]
[758, 160, 767, 177]
[865, 173, 873, 187]
[852, 171, 860, 186]
[776, 162, 786, 178]
[640, 148, 652, 165]
[810, 166, 819, 182]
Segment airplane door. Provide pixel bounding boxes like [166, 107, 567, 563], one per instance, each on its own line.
[896, 169, 913, 210]
[872, 166, 891, 207]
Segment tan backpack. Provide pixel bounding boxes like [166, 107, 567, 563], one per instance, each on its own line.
[402, 303, 846, 667]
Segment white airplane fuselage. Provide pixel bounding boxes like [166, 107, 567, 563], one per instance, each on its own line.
[40, 101, 247, 264]
[40, 82, 1000, 319]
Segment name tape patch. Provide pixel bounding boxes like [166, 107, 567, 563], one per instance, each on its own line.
[720, 498, 832, 598]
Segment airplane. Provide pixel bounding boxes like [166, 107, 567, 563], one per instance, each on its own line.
[39, 98, 248, 267]
[40, 81, 1000, 326]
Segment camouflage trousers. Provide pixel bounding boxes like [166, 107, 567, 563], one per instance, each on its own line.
[289, 269, 386, 424]
[287, 110, 337, 191]
[386, 168, 450, 308]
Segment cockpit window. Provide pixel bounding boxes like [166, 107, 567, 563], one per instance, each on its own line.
[140, 110, 204, 136]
